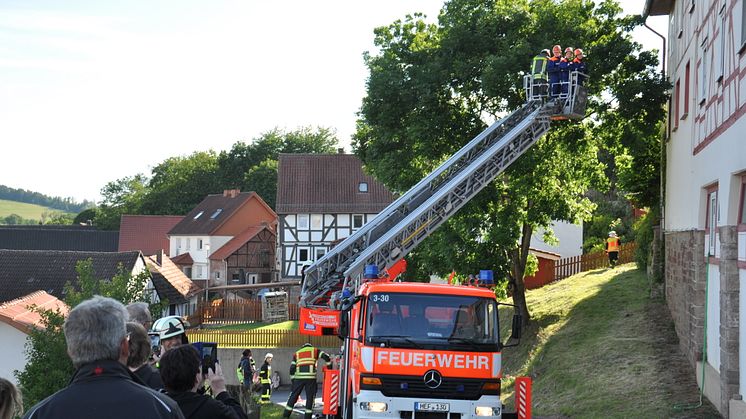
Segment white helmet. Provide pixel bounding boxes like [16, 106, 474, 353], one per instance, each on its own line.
[265, 353, 274, 360]
[150, 316, 188, 340]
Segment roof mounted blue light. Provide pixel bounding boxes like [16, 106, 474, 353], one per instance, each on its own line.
[364, 264, 379, 279]
[479, 270, 494, 284]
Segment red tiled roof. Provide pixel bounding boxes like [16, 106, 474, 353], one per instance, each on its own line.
[171, 252, 194, 265]
[118, 215, 184, 256]
[0, 291, 68, 334]
[209, 226, 275, 261]
[169, 191, 276, 235]
[276, 154, 397, 214]
[144, 254, 201, 304]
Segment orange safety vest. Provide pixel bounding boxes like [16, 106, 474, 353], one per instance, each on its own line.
[607, 237, 620, 252]
[294, 346, 320, 379]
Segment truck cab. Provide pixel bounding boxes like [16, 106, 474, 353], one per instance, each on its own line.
[341, 281, 512, 418]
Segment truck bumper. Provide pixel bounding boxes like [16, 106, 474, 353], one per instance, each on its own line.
[353, 390, 502, 419]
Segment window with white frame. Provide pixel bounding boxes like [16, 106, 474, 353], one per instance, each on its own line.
[186, 238, 191, 250]
[742, 0, 746, 47]
[706, 189, 718, 255]
[198, 239, 203, 250]
[358, 182, 369, 193]
[699, 38, 708, 105]
[311, 214, 322, 229]
[352, 214, 364, 229]
[176, 238, 182, 249]
[718, 5, 726, 82]
[298, 214, 309, 229]
[315, 248, 327, 261]
[298, 248, 310, 262]
[738, 175, 746, 224]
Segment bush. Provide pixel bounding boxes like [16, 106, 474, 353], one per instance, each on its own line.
[633, 211, 653, 272]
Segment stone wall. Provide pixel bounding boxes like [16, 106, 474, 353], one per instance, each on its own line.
[665, 227, 741, 417]
[665, 229, 706, 367]
[719, 226, 740, 415]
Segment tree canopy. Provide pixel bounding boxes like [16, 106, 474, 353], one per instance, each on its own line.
[93, 127, 338, 229]
[353, 0, 667, 323]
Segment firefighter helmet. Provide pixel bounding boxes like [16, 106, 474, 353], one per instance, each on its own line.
[151, 316, 187, 340]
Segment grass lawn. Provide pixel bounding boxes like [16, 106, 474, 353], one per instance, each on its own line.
[260, 403, 286, 419]
[0, 199, 71, 221]
[499, 264, 720, 418]
[216, 321, 298, 331]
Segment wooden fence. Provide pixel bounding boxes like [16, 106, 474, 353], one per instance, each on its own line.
[553, 242, 637, 281]
[186, 329, 339, 348]
[187, 299, 301, 327]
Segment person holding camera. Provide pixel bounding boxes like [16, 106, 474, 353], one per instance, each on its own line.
[159, 345, 247, 419]
[126, 322, 163, 390]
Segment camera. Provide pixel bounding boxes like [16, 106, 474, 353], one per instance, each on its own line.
[192, 342, 218, 375]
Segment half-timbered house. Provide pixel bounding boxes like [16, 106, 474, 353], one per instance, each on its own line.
[168, 190, 277, 297]
[276, 153, 396, 279]
[646, 0, 746, 415]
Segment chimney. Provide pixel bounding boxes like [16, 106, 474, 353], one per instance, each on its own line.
[223, 189, 240, 198]
[337, 148, 345, 154]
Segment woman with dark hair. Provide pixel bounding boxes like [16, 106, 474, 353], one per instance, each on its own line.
[160, 345, 247, 419]
[126, 322, 163, 390]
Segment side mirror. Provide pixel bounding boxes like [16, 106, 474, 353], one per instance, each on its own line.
[510, 313, 522, 340]
[338, 311, 349, 340]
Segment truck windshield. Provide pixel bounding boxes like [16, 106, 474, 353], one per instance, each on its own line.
[365, 292, 499, 350]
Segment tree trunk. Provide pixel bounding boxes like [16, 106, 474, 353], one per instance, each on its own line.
[510, 220, 533, 327]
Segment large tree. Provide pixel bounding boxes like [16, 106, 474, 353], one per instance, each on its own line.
[354, 0, 667, 324]
[93, 127, 338, 229]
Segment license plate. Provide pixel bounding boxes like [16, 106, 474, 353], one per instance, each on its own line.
[415, 402, 449, 412]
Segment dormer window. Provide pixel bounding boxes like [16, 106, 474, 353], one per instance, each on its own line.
[210, 209, 223, 219]
[358, 182, 369, 193]
[193, 211, 204, 220]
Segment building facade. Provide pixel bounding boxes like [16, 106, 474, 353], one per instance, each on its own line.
[168, 190, 277, 296]
[276, 154, 396, 279]
[647, 0, 746, 415]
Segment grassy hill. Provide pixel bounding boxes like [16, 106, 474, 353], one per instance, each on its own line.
[500, 264, 721, 418]
[0, 199, 72, 222]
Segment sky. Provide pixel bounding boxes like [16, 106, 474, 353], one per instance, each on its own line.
[0, 0, 666, 203]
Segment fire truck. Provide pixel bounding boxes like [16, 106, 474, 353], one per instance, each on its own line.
[298, 72, 587, 418]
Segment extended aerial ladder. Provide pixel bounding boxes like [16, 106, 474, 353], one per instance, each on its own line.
[299, 72, 587, 335]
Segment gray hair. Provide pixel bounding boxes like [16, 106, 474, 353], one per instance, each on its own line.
[126, 302, 152, 327]
[64, 296, 127, 368]
[0, 377, 23, 419]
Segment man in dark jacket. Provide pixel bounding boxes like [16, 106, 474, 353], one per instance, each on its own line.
[23, 296, 183, 419]
[160, 344, 247, 419]
[238, 349, 256, 390]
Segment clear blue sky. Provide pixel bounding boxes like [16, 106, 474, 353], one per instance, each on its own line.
[0, 0, 665, 203]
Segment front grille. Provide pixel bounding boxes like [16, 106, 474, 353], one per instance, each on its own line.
[376, 375, 485, 400]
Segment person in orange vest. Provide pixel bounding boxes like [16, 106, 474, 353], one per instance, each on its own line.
[282, 343, 331, 419]
[547, 44, 563, 97]
[605, 231, 621, 268]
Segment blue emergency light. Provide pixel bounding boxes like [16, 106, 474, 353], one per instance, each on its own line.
[479, 270, 494, 285]
[364, 264, 379, 279]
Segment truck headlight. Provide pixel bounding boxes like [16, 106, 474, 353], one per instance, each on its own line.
[475, 406, 501, 416]
[360, 402, 388, 413]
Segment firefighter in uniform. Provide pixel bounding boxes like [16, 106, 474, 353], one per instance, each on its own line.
[605, 231, 621, 268]
[259, 353, 273, 404]
[530, 49, 550, 99]
[282, 343, 332, 419]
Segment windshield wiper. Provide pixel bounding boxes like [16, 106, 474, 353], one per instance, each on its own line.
[440, 337, 485, 351]
[368, 335, 423, 349]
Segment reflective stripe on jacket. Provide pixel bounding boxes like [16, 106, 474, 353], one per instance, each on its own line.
[531, 55, 548, 80]
[290, 345, 331, 380]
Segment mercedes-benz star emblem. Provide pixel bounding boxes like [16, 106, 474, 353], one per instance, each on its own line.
[423, 370, 442, 389]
